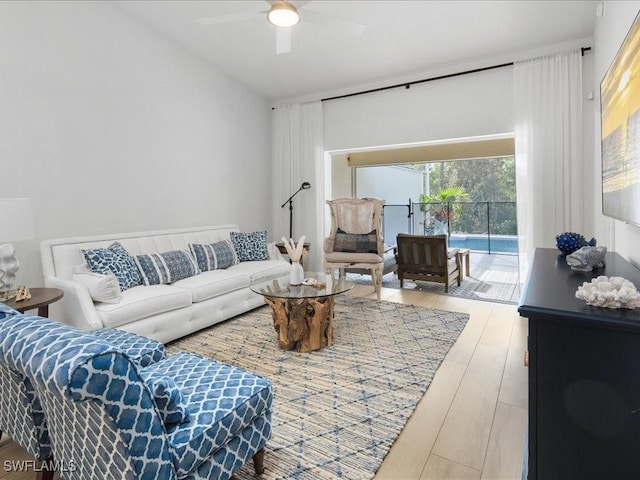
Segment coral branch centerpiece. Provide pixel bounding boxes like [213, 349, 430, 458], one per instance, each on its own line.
[576, 275, 640, 309]
[281, 235, 306, 285]
[281, 235, 306, 263]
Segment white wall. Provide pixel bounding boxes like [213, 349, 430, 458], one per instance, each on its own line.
[0, 2, 271, 287]
[593, 1, 640, 266]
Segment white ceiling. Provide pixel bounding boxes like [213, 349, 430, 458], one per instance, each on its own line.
[115, 0, 599, 102]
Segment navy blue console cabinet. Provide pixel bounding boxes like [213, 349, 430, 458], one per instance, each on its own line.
[519, 248, 640, 479]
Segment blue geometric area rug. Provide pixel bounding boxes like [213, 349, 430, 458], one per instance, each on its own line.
[166, 296, 469, 479]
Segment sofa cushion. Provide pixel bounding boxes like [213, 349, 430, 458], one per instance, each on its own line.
[95, 285, 192, 328]
[72, 264, 122, 304]
[230, 231, 269, 262]
[334, 227, 378, 253]
[231, 259, 291, 279]
[189, 240, 239, 272]
[171, 269, 249, 303]
[144, 352, 272, 477]
[325, 251, 383, 264]
[134, 249, 200, 286]
[81, 242, 142, 291]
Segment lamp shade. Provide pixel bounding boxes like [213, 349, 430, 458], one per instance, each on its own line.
[0, 198, 35, 243]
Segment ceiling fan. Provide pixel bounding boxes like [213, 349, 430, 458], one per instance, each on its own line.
[196, 1, 367, 55]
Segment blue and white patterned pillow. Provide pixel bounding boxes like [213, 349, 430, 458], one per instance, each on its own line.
[230, 231, 269, 262]
[134, 250, 200, 286]
[82, 242, 142, 291]
[189, 240, 239, 272]
[141, 373, 190, 426]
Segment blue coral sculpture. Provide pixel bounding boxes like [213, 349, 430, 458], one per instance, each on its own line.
[555, 232, 596, 255]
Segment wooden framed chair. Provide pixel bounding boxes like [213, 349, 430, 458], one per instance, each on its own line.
[324, 198, 385, 299]
[395, 234, 460, 292]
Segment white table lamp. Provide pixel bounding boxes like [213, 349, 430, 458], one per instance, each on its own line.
[0, 198, 35, 301]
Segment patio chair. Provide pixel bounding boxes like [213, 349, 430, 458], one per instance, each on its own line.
[324, 198, 385, 299]
[396, 233, 460, 292]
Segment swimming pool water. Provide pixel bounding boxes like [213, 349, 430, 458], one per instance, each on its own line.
[449, 235, 518, 254]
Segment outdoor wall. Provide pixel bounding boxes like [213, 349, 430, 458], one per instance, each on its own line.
[593, 1, 640, 267]
[355, 165, 423, 204]
[0, 2, 272, 287]
[355, 165, 423, 242]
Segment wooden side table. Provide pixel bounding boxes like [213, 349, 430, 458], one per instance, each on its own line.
[4, 287, 64, 318]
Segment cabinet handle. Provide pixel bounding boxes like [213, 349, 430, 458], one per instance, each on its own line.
[524, 351, 529, 367]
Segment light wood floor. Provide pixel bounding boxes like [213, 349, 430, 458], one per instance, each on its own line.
[0, 285, 527, 479]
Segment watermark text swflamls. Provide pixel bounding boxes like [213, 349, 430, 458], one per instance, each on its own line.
[3, 459, 77, 473]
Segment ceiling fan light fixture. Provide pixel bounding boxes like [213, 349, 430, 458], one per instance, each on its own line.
[267, 2, 300, 28]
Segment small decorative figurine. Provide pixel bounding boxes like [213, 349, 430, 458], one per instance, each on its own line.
[555, 232, 597, 255]
[566, 246, 607, 272]
[14, 285, 31, 301]
[576, 275, 640, 309]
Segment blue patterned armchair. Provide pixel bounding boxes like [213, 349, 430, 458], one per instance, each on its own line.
[0, 311, 272, 480]
[0, 303, 166, 480]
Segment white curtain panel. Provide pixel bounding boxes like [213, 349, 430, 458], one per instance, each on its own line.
[272, 102, 324, 271]
[513, 49, 583, 282]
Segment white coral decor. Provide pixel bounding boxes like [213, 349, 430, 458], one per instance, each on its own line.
[280, 235, 306, 263]
[575, 275, 640, 309]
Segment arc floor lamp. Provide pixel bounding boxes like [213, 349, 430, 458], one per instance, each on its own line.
[281, 181, 311, 239]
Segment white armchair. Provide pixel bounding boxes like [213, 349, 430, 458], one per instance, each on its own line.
[324, 198, 385, 299]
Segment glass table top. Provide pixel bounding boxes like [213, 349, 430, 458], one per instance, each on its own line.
[250, 271, 355, 300]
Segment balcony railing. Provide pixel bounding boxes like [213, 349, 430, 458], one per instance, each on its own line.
[382, 201, 518, 255]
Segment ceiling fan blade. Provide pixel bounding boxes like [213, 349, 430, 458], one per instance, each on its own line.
[301, 9, 367, 37]
[276, 27, 292, 55]
[197, 10, 266, 26]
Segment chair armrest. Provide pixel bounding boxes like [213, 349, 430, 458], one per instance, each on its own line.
[43, 276, 104, 331]
[447, 248, 459, 259]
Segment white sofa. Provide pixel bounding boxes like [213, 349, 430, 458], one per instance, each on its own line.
[40, 225, 290, 343]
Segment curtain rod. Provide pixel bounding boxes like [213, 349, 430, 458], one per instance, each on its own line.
[320, 46, 592, 103]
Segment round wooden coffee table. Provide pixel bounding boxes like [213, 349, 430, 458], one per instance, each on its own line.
[250, 272, 354, 353]
[4, 287, 64, 318]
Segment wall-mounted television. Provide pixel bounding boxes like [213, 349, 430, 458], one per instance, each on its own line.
[601, 11, 640, 225]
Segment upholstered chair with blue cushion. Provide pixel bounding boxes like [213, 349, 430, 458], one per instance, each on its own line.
[325, 197, 386, 299]
[0, 313, 272, 480]
[0, 303, 165, 480]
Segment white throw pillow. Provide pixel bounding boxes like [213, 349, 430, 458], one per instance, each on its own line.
[72, 264, 122, 304]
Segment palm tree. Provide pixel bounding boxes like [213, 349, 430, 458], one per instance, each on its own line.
[419, 186, 469, 234]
